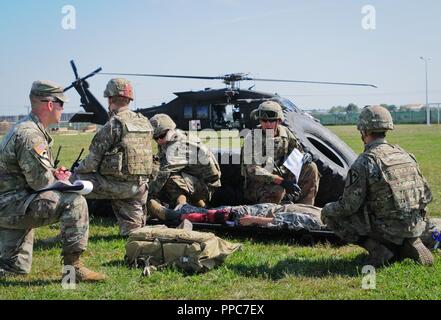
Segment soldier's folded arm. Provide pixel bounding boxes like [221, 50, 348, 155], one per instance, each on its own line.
[76, 120, 119, 173]
[15, 133, 56, 190]
[322, 157, 368, 218]
[246, 164, 279, 184]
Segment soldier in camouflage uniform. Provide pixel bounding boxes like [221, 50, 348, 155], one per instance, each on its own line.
[148, 114, 221, 209]
[0, 81, 106, 281]
[73, 79, 153, 236]
[241, 101, 320, 205]
[322, 105, 434, 267]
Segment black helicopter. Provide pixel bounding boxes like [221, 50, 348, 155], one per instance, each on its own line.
[65, 60, 376, 209]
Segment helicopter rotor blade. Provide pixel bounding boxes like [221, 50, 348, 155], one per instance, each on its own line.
[246, 77, 377, 88]
[70, 60, 80, 80]
[64, 84, 75, 92]
[100, 72, 222, 81]
[82, 67, 103, 81]
[64, 67, 102, 92]
[99, 72, 377, 88]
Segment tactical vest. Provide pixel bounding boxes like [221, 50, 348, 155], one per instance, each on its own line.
[364, 143, 428, 222]
[274, 125, 293, 166]
[102, 110, 153, 178]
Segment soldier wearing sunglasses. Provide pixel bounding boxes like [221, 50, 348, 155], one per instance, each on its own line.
[241, 101, 320, 205]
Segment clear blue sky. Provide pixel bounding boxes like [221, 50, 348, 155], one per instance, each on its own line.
[0, 0, 440, 115]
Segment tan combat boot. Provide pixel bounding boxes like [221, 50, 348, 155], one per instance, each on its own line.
[148, 199, 174, 221]
[176, 195, 187, 206]
[195, 200, 206, 208]
[360, 238, 395, 267]
[63, 252, 107, 282]
[398, 237, 434, 266]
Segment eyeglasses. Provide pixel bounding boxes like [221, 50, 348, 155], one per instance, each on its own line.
[154, 131, 168, 140]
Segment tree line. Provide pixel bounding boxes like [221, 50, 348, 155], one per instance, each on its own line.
[326, 104, 417, 114]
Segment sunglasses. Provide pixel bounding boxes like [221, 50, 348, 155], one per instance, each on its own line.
[260, 119, 278, 123]
[258, 110, 279, 120]
[154, 131, 168, 140]
[41, 99, 64, 109]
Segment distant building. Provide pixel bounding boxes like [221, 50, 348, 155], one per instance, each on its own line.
[0, 113, 78, 123]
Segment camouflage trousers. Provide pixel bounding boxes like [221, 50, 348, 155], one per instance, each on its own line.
[244, 162, 320, 205]
[74, 172, 148, 236]
[231, 203, 322, 222]
[0, 191, 88, 274]
[322, 208, 428, 246]
[169, 202, 324, 230]
[162, 173, 215, 206]
[230, 203, 324, 230]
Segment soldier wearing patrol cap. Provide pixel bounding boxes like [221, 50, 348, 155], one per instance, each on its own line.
[148, 114, 221, 214]
[241, 101, 320, 205]
[0, 80, 106, 281]
[73, 78, 154, 236]
[322, 105, 434, 267]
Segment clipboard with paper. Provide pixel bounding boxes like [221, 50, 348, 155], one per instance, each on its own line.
[34, 180, 94, 195]
[282, 148, 304, 182]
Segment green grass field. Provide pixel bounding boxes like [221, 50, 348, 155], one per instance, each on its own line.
[1, 125, 440, 300]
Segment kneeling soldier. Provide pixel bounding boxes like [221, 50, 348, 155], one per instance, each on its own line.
[322, 105, 434, 267]
[241, 101, 320, 205]
[0, 81, 106, 281]
[73, 79, 153, 236]
[148, 114, 221, 212]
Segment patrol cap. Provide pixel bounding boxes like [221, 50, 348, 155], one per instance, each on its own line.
[104, 78, 134, 100]
[150, 114, 176, 139]
[253, 101, 284, 121]
[357, 105, 394, 132]
[30, 80, 69, 103]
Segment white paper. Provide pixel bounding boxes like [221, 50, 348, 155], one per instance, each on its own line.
[282, 148, 303, 182]
[72, 180, 94, 195]
[36, 180, 94, 195]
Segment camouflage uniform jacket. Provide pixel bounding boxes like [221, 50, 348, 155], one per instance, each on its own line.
[0, 113, 56, 216]
[241, 124, 303, 186]
[322, 138, 432, 240]
[76, 107, 152, 182]
[150, 130, 221, 193]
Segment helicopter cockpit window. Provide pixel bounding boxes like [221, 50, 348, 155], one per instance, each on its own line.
[212, 104, 244, 130]
[184, 105, 193, 119]
[196, 105, 209, 119]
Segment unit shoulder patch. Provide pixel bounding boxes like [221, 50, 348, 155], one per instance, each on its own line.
[346, 169, 360, 187]
[33, 142, 47, 156]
